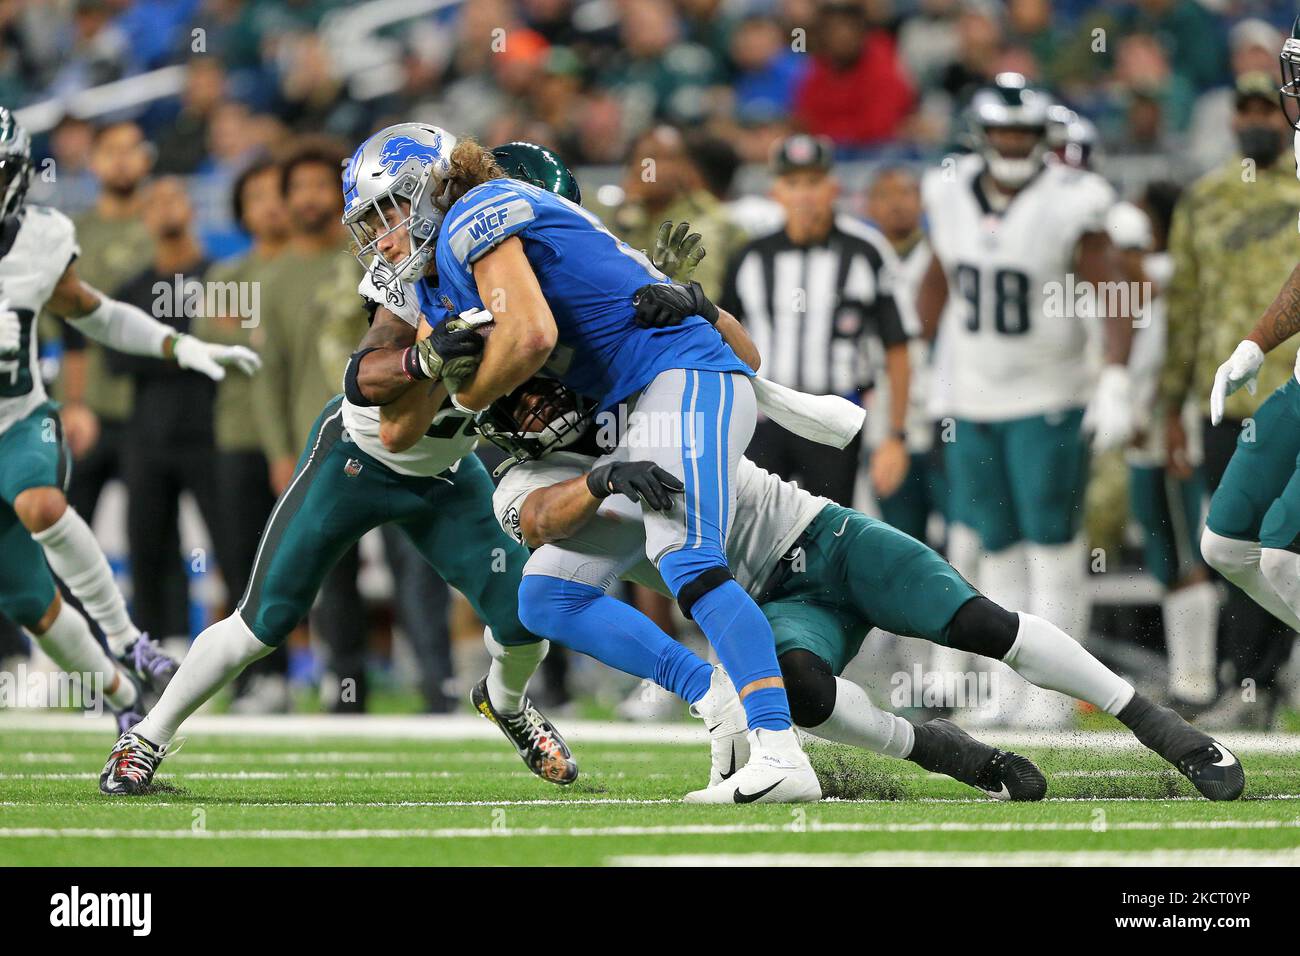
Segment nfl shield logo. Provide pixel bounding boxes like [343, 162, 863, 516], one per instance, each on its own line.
[344, 458, 363, 478]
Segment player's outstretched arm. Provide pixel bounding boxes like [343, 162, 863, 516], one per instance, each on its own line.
[46, 261, 260, 381]
[457, 237, 558, 412]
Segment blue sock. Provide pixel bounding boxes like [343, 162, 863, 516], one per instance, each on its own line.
[517, 575, 713, 705]
[688, 579, 792, 730]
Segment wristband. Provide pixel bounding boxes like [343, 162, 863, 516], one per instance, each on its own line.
[400, 345, 428, 381]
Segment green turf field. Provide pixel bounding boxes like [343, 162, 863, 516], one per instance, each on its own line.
[2, 717, 1298, 866]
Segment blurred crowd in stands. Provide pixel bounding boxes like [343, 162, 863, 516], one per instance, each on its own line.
[5, 1, 1298, 252]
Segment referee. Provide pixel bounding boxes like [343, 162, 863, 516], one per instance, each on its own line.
[719, 134, 911, 506]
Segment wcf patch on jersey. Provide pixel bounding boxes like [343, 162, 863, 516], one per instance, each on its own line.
[466, 205, 512, 243]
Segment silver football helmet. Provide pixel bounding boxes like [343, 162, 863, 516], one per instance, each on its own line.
[341, 122, 458, 282]
[968, 73, 1054, 188]
[0, 107, 33, 219]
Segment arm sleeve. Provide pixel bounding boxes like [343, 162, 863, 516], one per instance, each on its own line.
[66, 295, 172, 358]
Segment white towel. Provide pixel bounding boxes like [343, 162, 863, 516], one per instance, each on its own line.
[751, 376, 865, 450]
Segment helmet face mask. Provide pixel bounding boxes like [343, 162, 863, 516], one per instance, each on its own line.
[475, 378, 594, 473]
[969, 74, 1053, 189]
[1280, 36, 1300, 131]
[341, 123, 457, 282]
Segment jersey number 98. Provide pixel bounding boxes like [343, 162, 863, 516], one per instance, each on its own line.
[955, 264, 1030, 336]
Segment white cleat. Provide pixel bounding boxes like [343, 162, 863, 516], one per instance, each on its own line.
[689, 666, 749, 785]
[683, 727, 822, 804]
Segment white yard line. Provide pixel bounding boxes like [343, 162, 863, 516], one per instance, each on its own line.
[8, 750, 664, 765]
[2, 818, 1297, 840]
[3, 712, 1299, 753]
[608, 848, 1300, 867]
[4, 794, 1300, 805]
[0, 770, 473, 781]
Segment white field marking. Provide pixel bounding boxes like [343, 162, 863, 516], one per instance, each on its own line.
[4, 790, 1300, 806]
[920, 768, 1300, 780]
[9, 750, 670, 765]
[0, 798, 683, 809]
[0, 770, 474, 781]
[3, 819, 1298, 841]
[3, 712, 1298, 753]
[608, 848, 1300, 867]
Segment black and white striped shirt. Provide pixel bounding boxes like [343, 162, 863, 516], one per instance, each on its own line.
[719, 214, 910, 397]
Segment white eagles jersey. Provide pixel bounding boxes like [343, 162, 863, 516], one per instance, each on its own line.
[0, 205, 79, 435]
[345, 257, 478, 477]
[923, 154, 1116, 421]
[493, 452, 828, 599]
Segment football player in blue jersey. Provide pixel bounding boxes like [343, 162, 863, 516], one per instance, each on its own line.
[98, 133, 728, 797]
[99, 136, 595, 794]
[339, 125, 820, 802]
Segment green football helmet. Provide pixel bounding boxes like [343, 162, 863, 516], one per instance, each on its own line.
[492, 141, 582, 206]
[1280, 16, 1300, 130]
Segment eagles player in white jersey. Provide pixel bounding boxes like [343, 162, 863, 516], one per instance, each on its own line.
[475, 372, 1243, 801]
[1199, 21, 1300, 649]
[0, 108, 259, 729]
[916, 75, 1136, 726]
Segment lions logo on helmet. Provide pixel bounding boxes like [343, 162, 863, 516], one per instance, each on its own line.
[341, 122, 458, 283]
[377, 133, 445, 177]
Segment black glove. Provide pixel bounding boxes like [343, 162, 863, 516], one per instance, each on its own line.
[586, 460, 685, 511]
[632, 281, 719, 329]
[403, 317, 485, 381]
